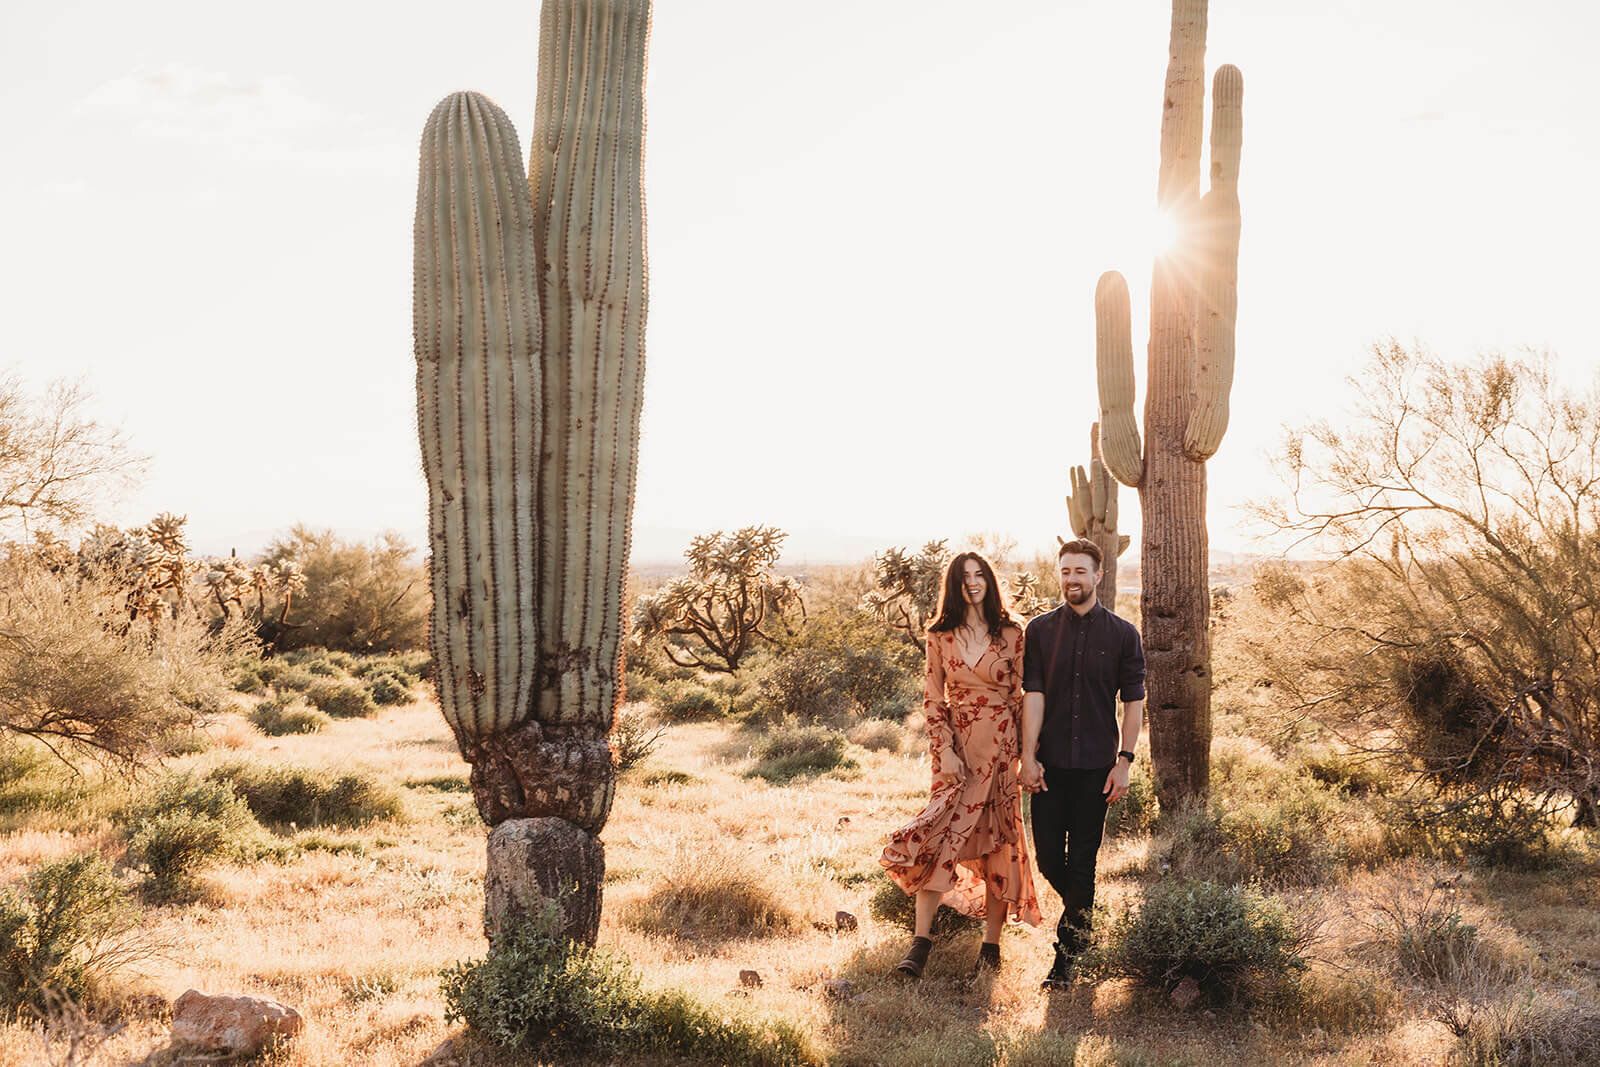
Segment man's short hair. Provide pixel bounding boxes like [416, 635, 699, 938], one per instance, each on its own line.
[1057, 537, 1103, 569]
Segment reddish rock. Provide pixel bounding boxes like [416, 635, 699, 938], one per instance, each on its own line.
[1170, 976, 1202, 1010]
[739, 969, 763, 988]
[835, 910, 859, 932]
[171, 990, 303, 1053]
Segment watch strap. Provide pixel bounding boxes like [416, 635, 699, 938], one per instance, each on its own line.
[1118, 749, 1136, 764]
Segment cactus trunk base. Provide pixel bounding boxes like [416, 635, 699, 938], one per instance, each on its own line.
[465, 721, 616, 834]
[485, 817, 606, 946]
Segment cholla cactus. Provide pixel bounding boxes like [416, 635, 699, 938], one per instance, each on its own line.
[1065, 422, 1131, 611]
[862, 539, 950, 644]
[1093, 0, 1244, 807]
[413, 0, 650, 944]
[1007, 571, 1054, 621]
[633, 526, 802, 673]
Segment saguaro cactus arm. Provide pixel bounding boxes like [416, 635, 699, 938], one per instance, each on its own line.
[531, 0, 651, 729]
[1095, 272, 1143, 488]
[413, 92, 542, 748]
[1185, 63, 1244, 461]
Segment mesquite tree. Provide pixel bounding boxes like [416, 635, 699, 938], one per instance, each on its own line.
[413, 0, 649, 944]
[1095, 0, 1243, 807]
[1065, 421, 1131, 611]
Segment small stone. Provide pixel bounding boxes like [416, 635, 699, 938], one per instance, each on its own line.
[422, 1038, 461, 1064]
[835, 910, 858, 932]
[822, 978, 854, 1000]
[836, 816, 851, 829]
[1169, 976, 1202, 1011]
[739, 969, 763, 988]
[171, 990, 304, 1054]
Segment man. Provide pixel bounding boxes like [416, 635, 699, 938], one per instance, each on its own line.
[1020, 537, 1145, 989]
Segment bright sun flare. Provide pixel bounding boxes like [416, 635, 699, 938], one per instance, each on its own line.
[1145, 209, 1180, 259]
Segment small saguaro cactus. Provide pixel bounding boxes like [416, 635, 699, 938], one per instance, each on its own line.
[1094, 0, 1243, 809]
[413, 0, 650, 945]
[1065, 422, 1131, 611]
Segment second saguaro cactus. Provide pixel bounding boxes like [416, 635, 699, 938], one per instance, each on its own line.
[1065, 422, 1131, 612]
[413, 0, 650, 944]
[1095, 0, 1243, 808]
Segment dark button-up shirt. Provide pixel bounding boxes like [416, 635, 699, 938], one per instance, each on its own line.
[1023, 602, 1145, 770]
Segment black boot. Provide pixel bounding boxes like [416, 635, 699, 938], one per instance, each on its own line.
[1040, 941, 1074, 991]
[972, 941, 1001, 975]
[896, 936, 933, 978]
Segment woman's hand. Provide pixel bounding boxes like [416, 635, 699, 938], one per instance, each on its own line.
[1020, 755, 1045, 794]
[934, 746, 966, 787]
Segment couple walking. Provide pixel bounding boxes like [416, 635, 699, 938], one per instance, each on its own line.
[879, 538, 1146, 986]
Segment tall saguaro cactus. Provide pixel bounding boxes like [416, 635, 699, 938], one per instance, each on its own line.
[1096, 0, 1243, 808]
[1065, 422, 1130, 612]
[413, 0, 650, 945]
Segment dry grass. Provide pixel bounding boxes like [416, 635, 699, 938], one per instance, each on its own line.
[0, 687, 1596, 1064]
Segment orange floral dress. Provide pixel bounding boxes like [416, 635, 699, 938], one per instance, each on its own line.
[880, 625, 1042, 925]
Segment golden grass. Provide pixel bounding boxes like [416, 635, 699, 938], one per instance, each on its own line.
[0, 693, 1596, 1064]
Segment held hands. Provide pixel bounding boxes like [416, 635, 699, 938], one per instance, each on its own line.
[1103, 760, 1131, 804]
[1020, 755, 1045, 794]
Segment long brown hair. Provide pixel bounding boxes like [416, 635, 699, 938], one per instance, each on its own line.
[927, 552, 1017, 638]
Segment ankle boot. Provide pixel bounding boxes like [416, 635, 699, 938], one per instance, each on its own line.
[1040, 941, 1074, 990]
[972, 941, 1001, 974]
[895, 936, 933, 978]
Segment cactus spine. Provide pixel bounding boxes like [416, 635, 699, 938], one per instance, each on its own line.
[1065, 422, 1131, 612]
[1094, 0, 1243, 808]
[413, 0, 650, 945]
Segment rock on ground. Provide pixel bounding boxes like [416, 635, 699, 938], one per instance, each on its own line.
[171, 990, 303, 1053]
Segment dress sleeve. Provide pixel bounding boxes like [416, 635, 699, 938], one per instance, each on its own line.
[923, 632, 950, 755]
[1007, 625, 1026, 709]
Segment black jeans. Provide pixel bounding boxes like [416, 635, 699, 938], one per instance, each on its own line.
[1030, 765, 1112, 956]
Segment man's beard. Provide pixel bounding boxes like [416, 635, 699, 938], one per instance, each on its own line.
[1064, 583, 1091, 604]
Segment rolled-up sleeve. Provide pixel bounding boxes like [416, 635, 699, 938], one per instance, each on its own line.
[1023, 616, 1046, 693]
[1119, 622, 1147, 702]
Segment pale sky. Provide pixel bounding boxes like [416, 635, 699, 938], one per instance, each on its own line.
[3, 1, 1596, 562]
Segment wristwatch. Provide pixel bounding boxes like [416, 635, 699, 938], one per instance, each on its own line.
[1118, 750, 1136, 765]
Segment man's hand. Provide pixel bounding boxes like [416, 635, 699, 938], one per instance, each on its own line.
[1103, 760, 1130, 804]
[1020, 755, 1046, 794]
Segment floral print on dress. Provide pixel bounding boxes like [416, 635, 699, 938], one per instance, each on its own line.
[879, 625, 1042, 926]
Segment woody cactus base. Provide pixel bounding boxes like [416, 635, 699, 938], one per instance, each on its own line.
[413, 0, 650, 944]
[1095, 0, 1243, 808]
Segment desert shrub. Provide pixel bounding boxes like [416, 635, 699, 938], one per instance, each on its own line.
[1378, 788, 1565, 870]
[1298, 747, 1391, 797]
[610, 706, 666, 772]
[1081, 879, 1313, 1007]
[442, 896, 815, 1064]
[1453, 996, 1600, 1067]
[622, 840, 800, 942]
[232, 663, 267, 694]
[745, 721, 857, 783]
[0, 561, 254, 770]
[845, 718, 905, 753]
[654, 678, 721, 721]
[209, 761, 402, 827]
[351, 654, 421, 688]
[1357, 861, 1521, 992]
[641, 768, 697, 787]
[408, 774, 470, 793]
[0, 853, 142, 1015]
[755, 611, 919, 724]
[258, 526, 428, 653]
[306, 679, 377, 719]
[123, 775, 260, 899]
[364, 671, 414, 707]
[248, 694, 330, 736]
[866, 871, 980, 938]
[259, 662, 318, 695]
[1164, 785, 1346, 886]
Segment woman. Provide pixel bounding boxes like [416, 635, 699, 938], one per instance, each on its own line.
[880, 551, 1041, 977]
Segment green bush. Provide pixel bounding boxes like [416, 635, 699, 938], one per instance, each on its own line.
[306, 679, 378, 719]
[0, 852, 140, 1014]
[1165, 785, 1345, 886]
[365, 671, 414, 707]
[866, 871, 980, 939]
[258, 662, 318, 695]
[123, 776, 260, 900]
[1104, 762, 1159, 838]
[1379, 790, 1563, 870]
[249, 694, 331, 736]
[1299, 748, 1391, 797]
[1081, 879, 1312, 1007]
[755, 611, 919, 724]
[258, 526, 428, 654]
[440, 896, 814, 1064]
[209, 761, 403, 827]
[233, 665, 267, 695]
[655, 679, 721, 721]
[745, 722, 857, 783]
[351, 655, 421, 689]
